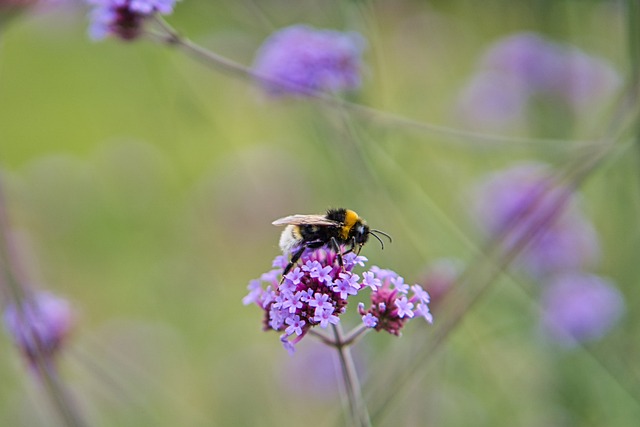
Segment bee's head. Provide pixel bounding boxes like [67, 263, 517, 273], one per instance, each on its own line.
[351, 221, 392, 253]
[353, 221, 370, 246]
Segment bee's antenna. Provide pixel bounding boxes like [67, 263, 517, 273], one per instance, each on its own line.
[371, 229, 392, 242]
[369, 229, 392, 250]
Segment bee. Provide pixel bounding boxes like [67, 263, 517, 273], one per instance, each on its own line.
[272, 208, 392, 277]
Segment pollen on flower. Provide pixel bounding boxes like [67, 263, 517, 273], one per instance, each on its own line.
[245, 246, 433, 352]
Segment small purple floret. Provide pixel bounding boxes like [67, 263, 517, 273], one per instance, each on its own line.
[86, 0, 180, 41]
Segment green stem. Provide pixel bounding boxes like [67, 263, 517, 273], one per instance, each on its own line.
[331, 323, 371, 427]
[0, 178, 88, 427]
[148, 16, 590, 150]
[627, 0, 640, 187]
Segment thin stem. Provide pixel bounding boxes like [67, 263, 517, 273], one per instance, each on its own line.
[0, 178, 88, 427]
[331, 323, 371, 427]
[369, 118, 626, 425]
[148, 16, 593, 150]
[626, 0, 640, 191]
[308, 328, 336, 346]
[342, 324, 370, 347]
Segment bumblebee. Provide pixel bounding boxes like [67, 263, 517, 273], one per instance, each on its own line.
[272, 208, 392, 276]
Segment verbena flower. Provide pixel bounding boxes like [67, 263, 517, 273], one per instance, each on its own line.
[86, 0, 179, 41]
[3, 292, 75, 366]
[473, 163, 599, 278]
[358, 267, 433, 336]
[481, 32, 562, 93]
[483, 32, 620, 111]
[455, 71, 529, 131]
[456, 32, 620, 129]
[540, 273, 624, 347]
[244, 249, 432, 353]
[252, 24, 365, 96]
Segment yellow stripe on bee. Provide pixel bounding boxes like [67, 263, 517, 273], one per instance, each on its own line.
[291, 225, 302, 240]
[340, 209, 359, 240]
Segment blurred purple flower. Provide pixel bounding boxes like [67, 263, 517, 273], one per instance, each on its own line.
[549, 50, 621, 115]
[455, 71, 529, 131]
[456, 32, 620, 128]
[541, 273, 624, 346]
[481, 32, 562, 93]
[244, 247, 432, 352]
[473, 163, 599, 278]
[252, 25, 365, 96]
[3, 292, 74, 366]
[86, 0, 179, 41]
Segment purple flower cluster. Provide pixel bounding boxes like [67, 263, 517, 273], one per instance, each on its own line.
[473, 163, 624, 346]
[474, 162, 599, 278]
[3, 292, 74, 366]
[540, 273, 624, 347]
[456, 32, 620, 130]
[244, 248, 432, 353]
[252, 25, 365, 96]
[86, 0, 179, 40]
[357, 267, 433, 336]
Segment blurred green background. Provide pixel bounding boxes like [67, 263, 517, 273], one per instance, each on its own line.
[1, 0, 639, 426]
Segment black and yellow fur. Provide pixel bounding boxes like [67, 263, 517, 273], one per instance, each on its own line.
[272, 208, 391, 277]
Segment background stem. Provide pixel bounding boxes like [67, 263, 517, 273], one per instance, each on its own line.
[0, 179, 88, 427]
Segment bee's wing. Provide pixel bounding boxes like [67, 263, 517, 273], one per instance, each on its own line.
[272, 214, 339, 227]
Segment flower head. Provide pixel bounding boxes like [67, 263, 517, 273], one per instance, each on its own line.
[3, 292, 75, 366]
[358, 270, 433, 336]
[540, 273, 624, 347]
[245, 247, 432, 352]
[481, 32, 562, 92]
[456, 32, 621, 131]
[473, 163, 599, 278]
[252, 24, 365, 96]
[86, 0, 179, 41]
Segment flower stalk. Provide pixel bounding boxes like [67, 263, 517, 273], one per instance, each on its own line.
[143, 16, 590, 148]
[0, 179, 86, 427]
[331, 323, 371, 427]
[245, 245, 433, 426]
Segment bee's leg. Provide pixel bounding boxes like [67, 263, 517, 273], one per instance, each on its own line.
[281, 246, 306, 281]
[342, 237, 357, 256]
[330, 237, 346, 271]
